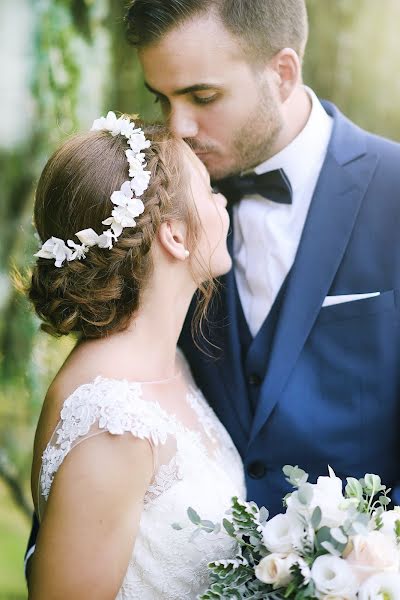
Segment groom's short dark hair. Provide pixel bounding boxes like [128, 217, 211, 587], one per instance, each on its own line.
[125, 0, 308, 63]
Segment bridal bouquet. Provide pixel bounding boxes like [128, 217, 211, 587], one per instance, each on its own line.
[189, 466, 400, 600]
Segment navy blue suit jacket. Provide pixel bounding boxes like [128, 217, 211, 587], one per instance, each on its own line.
[179, 101, 400, 517]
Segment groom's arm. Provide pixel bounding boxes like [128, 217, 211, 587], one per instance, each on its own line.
[25, 512, 39, 587]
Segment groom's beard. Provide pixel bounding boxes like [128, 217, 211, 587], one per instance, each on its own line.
[186, 82, 284, 181]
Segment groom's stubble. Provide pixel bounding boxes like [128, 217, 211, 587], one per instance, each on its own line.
[185, 76, 284, 181]
[139, 28, 285, 181]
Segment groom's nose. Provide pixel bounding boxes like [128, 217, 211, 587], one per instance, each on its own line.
[169, 106, 199, 139]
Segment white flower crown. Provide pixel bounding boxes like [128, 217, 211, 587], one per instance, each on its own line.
[34, 112, 151, 268]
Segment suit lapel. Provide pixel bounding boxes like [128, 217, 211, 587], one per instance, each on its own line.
[249, 104, 379, 443]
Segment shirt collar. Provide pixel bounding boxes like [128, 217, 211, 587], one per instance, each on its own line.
[253, 87, 333, 192]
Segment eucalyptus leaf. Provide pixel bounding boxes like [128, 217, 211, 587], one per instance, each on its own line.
[259, 506, 269, 524]
[223, 518, 235, 536]
[201, 519, 216, 532]
[320, 540, 341, 556]
[330, 527, 347, 544]
[364, 473, 382, 494]
[311, 506, 322, 530]
[345, 477, 363, 499]
[378, 495, 391, 506]
[298, 483, 314, 505]
[187, 506, 201, 525]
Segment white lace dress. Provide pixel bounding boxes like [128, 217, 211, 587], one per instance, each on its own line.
[37, 353, 246, 599]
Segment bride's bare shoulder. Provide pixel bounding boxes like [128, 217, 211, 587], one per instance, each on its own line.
[31, 338, 118, 500]
[45, 336, 128, 404]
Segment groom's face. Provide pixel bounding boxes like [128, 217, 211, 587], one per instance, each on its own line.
[139, 14, 284, 181]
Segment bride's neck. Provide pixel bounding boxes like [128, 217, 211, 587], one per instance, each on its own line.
[103, 269, 196, 380]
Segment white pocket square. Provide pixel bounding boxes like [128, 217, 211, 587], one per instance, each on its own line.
[322, 292, 380, 307]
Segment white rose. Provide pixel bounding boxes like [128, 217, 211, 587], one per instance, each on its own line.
[359, 573, 400, 600]
[286, 472, 347, 529]
[311, 555, 357, 599]
[255, 553, 301, 588]
[380, 509, 400, 542]
[344, 531, 400, 584]
[261, 513, 305, 553]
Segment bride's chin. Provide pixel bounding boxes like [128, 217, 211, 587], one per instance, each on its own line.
[211, 253, 233, 279]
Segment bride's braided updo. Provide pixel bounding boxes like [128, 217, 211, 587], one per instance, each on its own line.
[29, 123, 203, 338]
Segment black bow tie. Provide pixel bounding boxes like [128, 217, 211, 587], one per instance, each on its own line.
[215, 168, 292, 204]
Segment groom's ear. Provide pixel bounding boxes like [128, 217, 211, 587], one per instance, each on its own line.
[157, 221, 188, 262]
[268, 48, 302, 103]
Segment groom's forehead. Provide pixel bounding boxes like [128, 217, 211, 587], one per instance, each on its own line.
[139, 35, 248, 98]
[138, 15, 246, 79]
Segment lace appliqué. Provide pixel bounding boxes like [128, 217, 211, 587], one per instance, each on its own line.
[144, 455, 183, 506]
[186, 387, 219, 444]
[40, 376, 175, 501]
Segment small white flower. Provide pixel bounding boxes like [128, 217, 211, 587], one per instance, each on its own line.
[311, 555, 357, 599]
[128, 129, 151, 153]
[34, 237, 73, 267]
[97, 111, 117, 135]
[286, 469, 347, 529]
[119, 118, 136, 138]
[255, 553, 307, 589]
[131, 169, 151, 197]
[90, 115, 108, 131]
[67, 240, 88, 261]
[110, 206, 138, 228]
[127, 198, 145, 218]
[358, 573, 400, 600]
[102, 216, 124, 237]
[128, 156, 147, 178]
[300, 561, 311, 585]
[91, 110, 117, 133]
[111, 180, 134, 206]
[261, 513, 305, 554]
[75, 228, 101, 247]
[97, 229, 118, 249]
[126, 149, 146, 166]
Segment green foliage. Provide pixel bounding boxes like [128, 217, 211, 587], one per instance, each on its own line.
[344, 473, 391, 515]
[0, 481, 29, 599]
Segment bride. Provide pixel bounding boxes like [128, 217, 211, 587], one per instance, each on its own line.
[27, 112, 245, 599]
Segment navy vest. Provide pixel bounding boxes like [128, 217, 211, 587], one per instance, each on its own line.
[236, 273, 290, 414]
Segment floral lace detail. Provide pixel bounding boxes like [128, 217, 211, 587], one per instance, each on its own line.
[186, 387, 219, 444]
[38, 366, 246, 599]
[144, 455, 183, 506]
[40, 376, 178, 501]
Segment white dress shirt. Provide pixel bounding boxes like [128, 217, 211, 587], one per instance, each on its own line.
[233, 87, 333, 337]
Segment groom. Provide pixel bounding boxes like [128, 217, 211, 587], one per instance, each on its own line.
[126, 0, 400, 515]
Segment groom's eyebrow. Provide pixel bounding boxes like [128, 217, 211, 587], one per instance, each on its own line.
[145, 82, 222, 96]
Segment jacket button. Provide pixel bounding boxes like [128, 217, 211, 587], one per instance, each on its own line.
[247, 461, 266, 479]
[248, 373, 262, 386]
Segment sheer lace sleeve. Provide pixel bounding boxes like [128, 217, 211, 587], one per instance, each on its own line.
[38, 376, 179, 521]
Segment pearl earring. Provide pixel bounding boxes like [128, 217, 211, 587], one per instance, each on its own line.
[184, 249, 190, 258]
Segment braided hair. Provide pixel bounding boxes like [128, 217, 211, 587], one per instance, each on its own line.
[29, 123, 203, 338]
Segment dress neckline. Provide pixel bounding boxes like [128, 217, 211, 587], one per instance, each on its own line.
[93, 370, 183, 386]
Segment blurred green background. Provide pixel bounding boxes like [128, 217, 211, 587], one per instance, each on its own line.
[1, 1, 400, 597]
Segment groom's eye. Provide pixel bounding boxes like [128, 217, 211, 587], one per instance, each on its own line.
[193, 93, 218, 105]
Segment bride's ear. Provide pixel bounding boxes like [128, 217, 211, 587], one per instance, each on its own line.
[157, 221, 189, 261]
